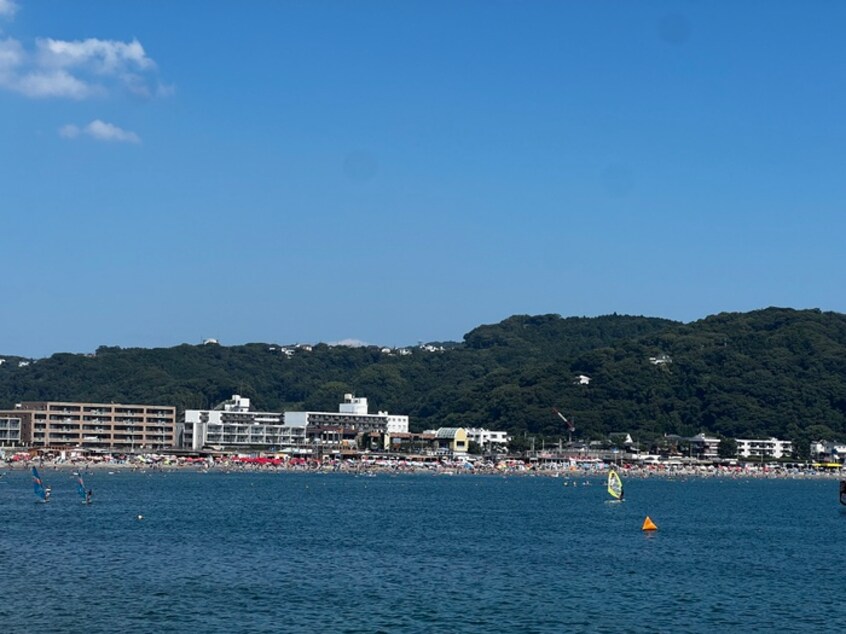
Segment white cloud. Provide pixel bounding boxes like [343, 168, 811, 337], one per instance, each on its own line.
[0, 34, 167, 99]
[58, 123, 80, 138]
[330, 339, 369, 348]
[0, 0, 18, 19]
[36, 37, 155, 74]
[0, 36, 22, 70]
[16, 69, 95, 99]
[86, 119, 140, 143]
[59, 119, 141, 144]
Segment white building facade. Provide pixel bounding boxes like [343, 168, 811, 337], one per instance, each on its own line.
[285, 394, 409, 434]
[465, 428, 511, 450]
[184, 394, 306, 452]
[735, 437, 793, 460]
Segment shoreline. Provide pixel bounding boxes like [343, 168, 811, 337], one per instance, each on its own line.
[8, 457, 845, 480]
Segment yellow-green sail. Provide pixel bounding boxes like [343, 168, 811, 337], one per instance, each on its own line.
[607, 469, 623, 500]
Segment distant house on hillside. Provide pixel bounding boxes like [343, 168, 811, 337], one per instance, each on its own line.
[419, 344, 445, 353]
[574, 374, 591, 385]
[202, 338, 219, 345]
[649, 353, 672, 365]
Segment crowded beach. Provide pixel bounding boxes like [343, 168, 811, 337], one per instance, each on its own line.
[4, 450, 845, 480]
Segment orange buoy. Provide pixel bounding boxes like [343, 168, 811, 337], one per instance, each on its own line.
[642, 516, 658, 531]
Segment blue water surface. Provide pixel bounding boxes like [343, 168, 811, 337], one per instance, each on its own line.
[0, 469, 844, 633]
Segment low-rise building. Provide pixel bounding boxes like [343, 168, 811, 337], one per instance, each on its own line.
[810, 440, 846, 463]
[735, 437, 793, 460]
[688, 433, 721, 460]
[382, 431, 437, 454]
[305, 425, 361, 453]
[424, 427, 469, 455]
[0, 401, 176, 450]
[465, 428, 511, 450]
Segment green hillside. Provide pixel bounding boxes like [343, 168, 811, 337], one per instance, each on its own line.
[2, 307, 845, 456]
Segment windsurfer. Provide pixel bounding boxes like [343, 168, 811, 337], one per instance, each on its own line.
[44, 486, 51, 502]
[86, 489, 93, 505]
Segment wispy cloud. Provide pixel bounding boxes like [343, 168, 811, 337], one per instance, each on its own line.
[330, 339, 369, 348]
[18, 68, 94, 98]
[0, 0, 18, 19]
[60, 119, 141, 144]
[0, 34, 168, 99]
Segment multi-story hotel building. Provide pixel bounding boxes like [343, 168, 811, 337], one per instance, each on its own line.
[184, 393, 410, 453]
[284, 394, 409, 434]
[184, 394, 307, 452]
[0, 401, 177, 450]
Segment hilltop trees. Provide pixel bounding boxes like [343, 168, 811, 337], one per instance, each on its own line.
[1, 308, 845, 448]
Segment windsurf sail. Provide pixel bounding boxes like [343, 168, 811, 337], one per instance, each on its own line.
[75, 472, 87, 502]
[607, 469, 623, 500]
[840, 480, 846, 506]
[32, 466, 47, 502]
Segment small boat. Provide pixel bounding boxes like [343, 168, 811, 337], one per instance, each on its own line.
[840, 480, 846, 506]
[32, 466, 48, 503]
[607, 468, 624, 501]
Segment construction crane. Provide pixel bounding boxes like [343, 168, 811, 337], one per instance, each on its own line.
[552, 408, 575, 444]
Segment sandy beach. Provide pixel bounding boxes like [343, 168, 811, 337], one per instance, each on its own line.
[6, 454, 844, 480]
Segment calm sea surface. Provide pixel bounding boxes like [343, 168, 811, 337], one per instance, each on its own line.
[0, 469, 844, 633]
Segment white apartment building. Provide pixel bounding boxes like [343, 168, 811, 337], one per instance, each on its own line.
[285, 394, 409, 434]
[465, 428, 511, 449]
[735, 437, 793, 460]
[184, 394, 306, 452]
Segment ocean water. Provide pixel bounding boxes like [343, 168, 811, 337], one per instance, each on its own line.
[0, 469, 844, 633]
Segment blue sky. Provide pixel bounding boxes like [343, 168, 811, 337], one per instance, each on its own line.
[2, 1, 844, 357]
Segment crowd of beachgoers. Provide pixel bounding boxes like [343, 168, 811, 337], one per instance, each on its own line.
[3, 452, 845, 479]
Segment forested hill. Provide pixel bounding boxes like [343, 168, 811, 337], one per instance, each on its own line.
[2, 307, 845, 454]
